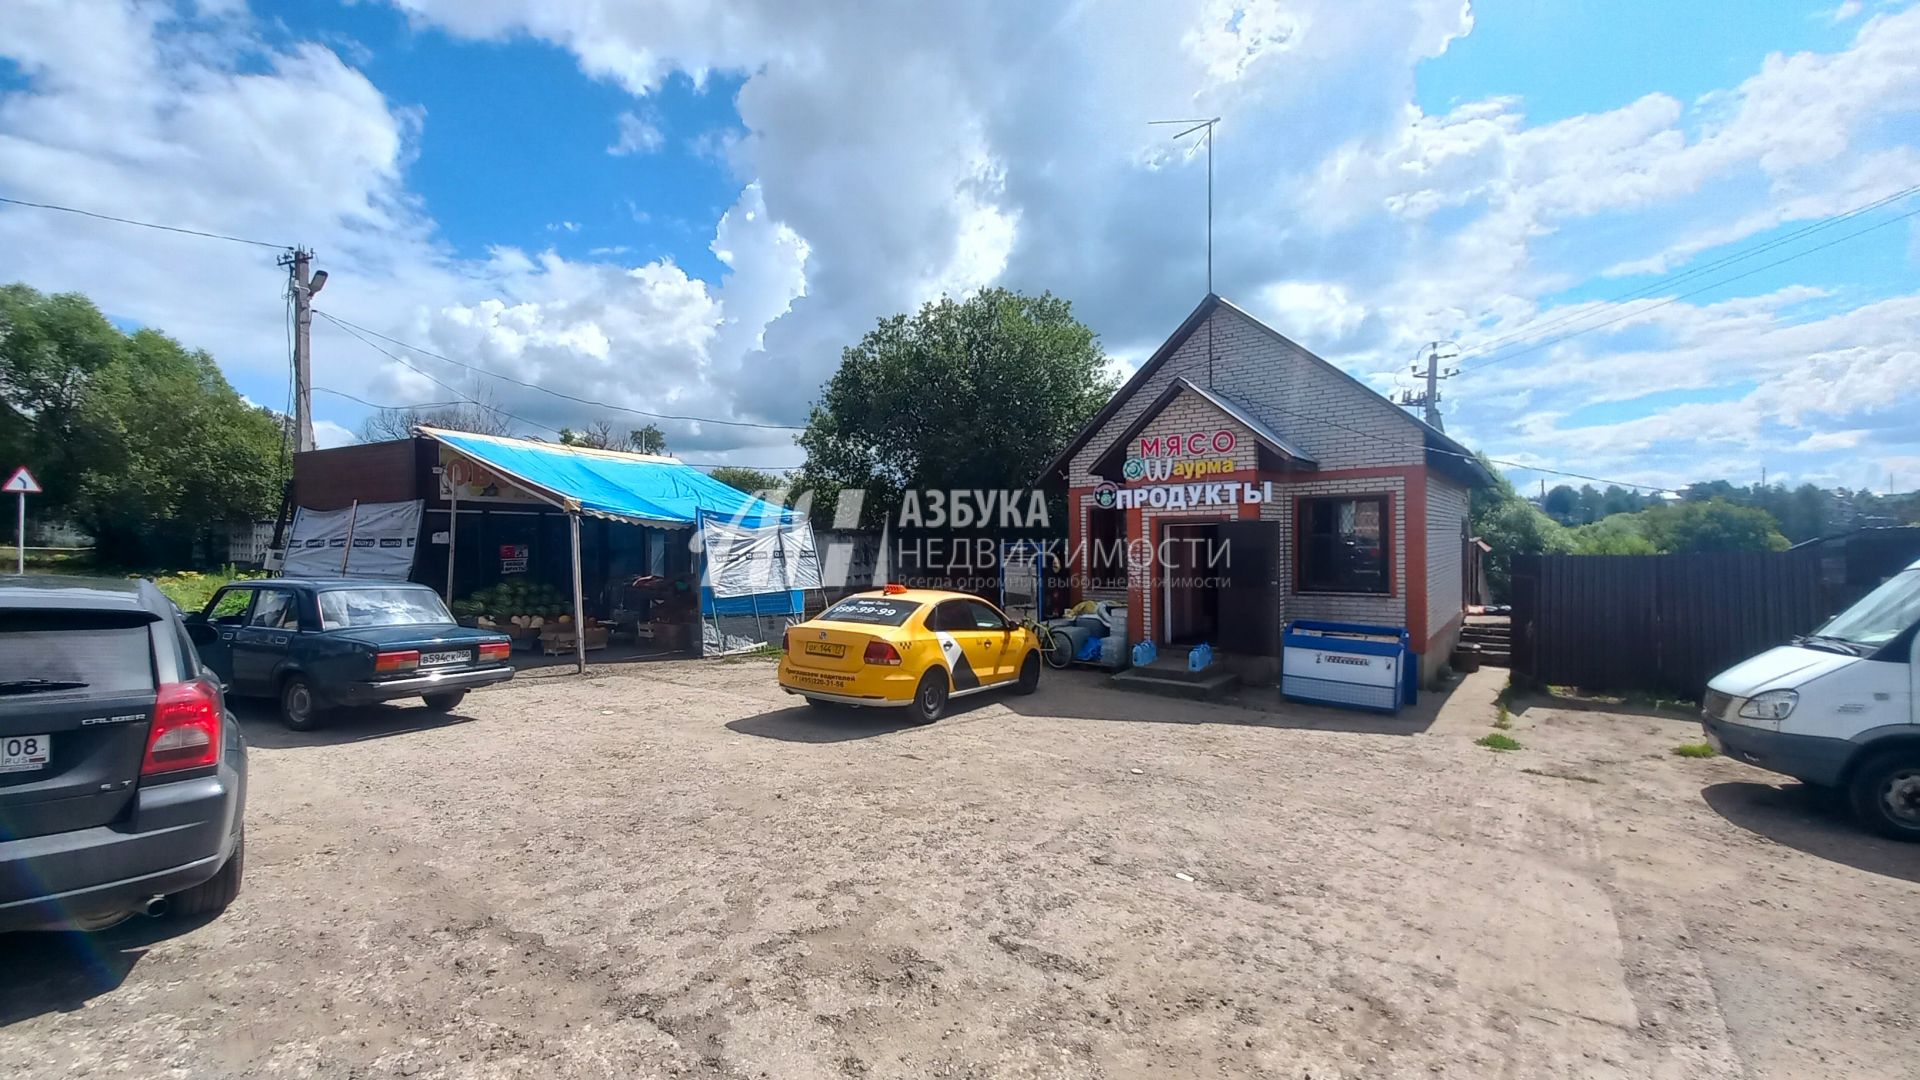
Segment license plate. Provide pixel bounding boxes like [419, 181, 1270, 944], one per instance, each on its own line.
[420, 650, 469, 667]
[804, 641, 846, 658]
[0, 734, 50, 774]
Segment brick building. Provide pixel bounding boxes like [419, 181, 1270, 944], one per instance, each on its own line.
[1043, 294, 1492, 685]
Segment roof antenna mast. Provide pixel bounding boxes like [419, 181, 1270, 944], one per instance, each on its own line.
[1152, 117, 1221, 385]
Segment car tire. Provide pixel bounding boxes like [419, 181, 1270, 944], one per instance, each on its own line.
[423, 691, 467, 712]
[911, 669, 948, 724]
[1043, 630, 1073, 670]
[1015, 651, 1041, 694]
[169, 826, 244, 918]
[1848, 748, 1920, 842]
[279, 675, 322, 731]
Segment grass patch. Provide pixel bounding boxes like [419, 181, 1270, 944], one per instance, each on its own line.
[720, 643, 783, 663]
[1494, 702, 1513, 730]
[151, 566, 265, 612]
[1476, 733, 1522, 752]
[1671, 741, 1718, 759]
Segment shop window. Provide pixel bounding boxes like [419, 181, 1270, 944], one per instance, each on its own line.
[1087, 507, 1127, 589]
[1298, 496, 1390, 594]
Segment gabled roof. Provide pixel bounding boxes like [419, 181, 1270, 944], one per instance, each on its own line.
[417, 427, 793, 528]
[1043, 293, 1493, 487]
[1087, 376, 1318, 479]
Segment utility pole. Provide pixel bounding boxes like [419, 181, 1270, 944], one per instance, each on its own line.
[1398, 341, 1458, 431]
[278, 247, 326, 454]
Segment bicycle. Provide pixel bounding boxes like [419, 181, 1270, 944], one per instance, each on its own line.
[1020, 617, 1076, 670]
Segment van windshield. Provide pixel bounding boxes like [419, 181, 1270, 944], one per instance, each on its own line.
[1816, 568, 1920, 650]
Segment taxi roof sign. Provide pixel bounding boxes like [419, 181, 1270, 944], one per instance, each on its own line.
[3, 467, 41, 494]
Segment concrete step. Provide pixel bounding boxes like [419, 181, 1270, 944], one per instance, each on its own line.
[1110, 666, 1240, 702]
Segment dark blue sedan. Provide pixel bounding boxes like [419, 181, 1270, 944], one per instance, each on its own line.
[185, 579, 514, 730]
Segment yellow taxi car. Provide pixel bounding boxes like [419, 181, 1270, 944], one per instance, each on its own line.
[778, 585, 1044, 722]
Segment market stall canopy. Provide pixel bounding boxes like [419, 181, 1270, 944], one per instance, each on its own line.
[417, 427, 794, 528]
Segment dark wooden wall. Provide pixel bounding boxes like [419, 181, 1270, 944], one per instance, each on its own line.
[291, 439, 423, 510]
[1511, 552, 1825, 699]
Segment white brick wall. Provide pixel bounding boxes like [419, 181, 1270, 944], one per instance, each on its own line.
[1260, 478, 1406, 641]
[1069, 304, 1425, 487]
[1426, 475, 1470, 640]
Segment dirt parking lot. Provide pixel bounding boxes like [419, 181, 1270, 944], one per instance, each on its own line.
[2, 660, 1914, 1079]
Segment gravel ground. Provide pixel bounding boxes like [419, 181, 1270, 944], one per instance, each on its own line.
[1, 660, 1914, 1079]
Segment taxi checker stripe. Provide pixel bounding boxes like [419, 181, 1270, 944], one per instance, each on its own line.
[934, 631, 980, 690]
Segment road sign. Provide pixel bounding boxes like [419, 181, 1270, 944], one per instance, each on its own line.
[3, 467, 40, 494]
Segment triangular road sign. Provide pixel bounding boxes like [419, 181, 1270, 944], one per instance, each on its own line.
[3, 467, 42, 494]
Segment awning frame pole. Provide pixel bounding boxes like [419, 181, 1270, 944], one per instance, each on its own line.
[569, 509, 587, 675]
[445, 483, 459, 604]
[339, 499, 358, 576]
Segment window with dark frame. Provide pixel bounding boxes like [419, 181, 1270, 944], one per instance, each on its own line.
[1297, 495, 1390, 594]
[1087, 507, 1127, 589]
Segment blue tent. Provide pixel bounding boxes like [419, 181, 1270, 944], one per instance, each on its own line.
[422, 428, 792, 527]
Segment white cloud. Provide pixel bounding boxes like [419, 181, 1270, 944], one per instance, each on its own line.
[313, 419, 358, 449]
[546, 220, 581, 233]
[606, 109, 662, 156]
[2, 0, 1919, 490]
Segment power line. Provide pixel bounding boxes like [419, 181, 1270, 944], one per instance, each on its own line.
[1457, 202, 1920, 376]
[320, 317, 563, 435]
[1454, 182, 1920, 363]
[0, 194, 290, 250]
[312, 384, 794, 471]
[314, 310, 807, 432]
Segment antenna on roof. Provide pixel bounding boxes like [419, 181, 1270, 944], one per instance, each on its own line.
[1150, 117, 1221, 295]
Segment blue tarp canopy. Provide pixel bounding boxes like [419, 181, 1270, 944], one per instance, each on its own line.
[421, 427, 792, 528]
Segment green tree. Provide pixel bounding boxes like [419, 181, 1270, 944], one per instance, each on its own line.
[1541, 484, 1579, 522]
[797, 288, 1115, 526]
[1639, 498, 1790, 553]
[707, 466, 785, 494]
[0, 284, 287, 563]
[1470, 457, 1572, 601]
[1566, 514, 1657, 555]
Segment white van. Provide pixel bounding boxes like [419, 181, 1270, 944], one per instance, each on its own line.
[1702, 558, 1919, 841]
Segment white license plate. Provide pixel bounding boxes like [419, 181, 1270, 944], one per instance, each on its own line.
[0, 734, 50, 774]
[420, 650, 469, 667]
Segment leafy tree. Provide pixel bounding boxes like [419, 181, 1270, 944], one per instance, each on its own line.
[797, 288, 1115, 527]
[1470, 456, 1572, 601]
[1541, 484, 1579, 522]
[1639, 498, 1790, 553]
[707, 466, 785, 495]
[1566, 514, 1657, 555]
[0, 284, 286, 564]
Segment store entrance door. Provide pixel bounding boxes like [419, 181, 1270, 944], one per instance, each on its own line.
[1161, 522, 1222, 645]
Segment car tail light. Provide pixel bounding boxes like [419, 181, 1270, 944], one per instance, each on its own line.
[782, 631, 791, 654]
[863, 641, 902, 666]
[143, 679, 221, 777]
[375, 649, 421, 674]
[478, 641, 511, 663]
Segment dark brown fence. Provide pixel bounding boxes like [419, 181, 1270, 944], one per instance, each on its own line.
[1510, 552, 1826, 699]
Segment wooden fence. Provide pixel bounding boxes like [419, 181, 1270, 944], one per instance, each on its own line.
[1510, 552, 1827, 699]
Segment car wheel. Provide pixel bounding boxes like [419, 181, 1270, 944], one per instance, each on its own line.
[1015, 651, 1041, 694]
[911, 669, 949, 724]
[169, 826, 244, 918]
[1848, 748, 1920, 842]
[279, 675, 322, 731]
[422, 690, 467, 712]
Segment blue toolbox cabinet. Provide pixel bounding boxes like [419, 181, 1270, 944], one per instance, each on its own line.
[1281, 620, 1418, 713]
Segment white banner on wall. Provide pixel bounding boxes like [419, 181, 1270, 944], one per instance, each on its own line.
[699, 514, 823, 597]
[283, 500, 424, 580]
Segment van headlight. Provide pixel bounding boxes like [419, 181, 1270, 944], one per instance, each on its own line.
[1738, 690, 1798, 723]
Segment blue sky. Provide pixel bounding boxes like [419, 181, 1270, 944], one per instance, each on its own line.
[0, 0, 1916, 489]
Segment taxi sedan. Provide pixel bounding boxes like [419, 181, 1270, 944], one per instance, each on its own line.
[778, 586, 1043, 723]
